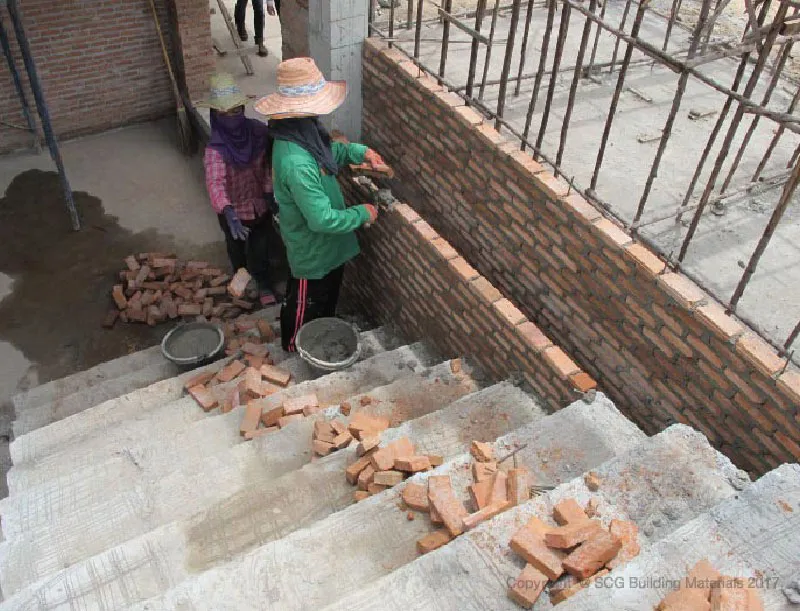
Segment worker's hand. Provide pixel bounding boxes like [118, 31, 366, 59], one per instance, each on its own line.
[363, 204, 379, 225]
[364, 149, 386, 170]
[266, 1, 277, 15]
[223, 206, 250, 241]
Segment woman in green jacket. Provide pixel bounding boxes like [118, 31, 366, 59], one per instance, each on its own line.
[255, 57, 384, 352]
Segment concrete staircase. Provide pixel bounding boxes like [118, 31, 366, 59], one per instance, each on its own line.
[2, 317, 799, 611]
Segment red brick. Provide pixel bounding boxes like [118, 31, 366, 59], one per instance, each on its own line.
[188, 385, 218, 412]
[394, 456, 432, 472]
[239, 402, 261, 435]
[401, 482, 430, 512]
[624, 243, 666, 276]
[471, 276, 502, 303]
[494, 298, 526, 326]
[777, 369, 800, 405]
[507, 468, 531, 506]
[545, 520, 603, 549]
[357, 464, 376, 490]
[430, 237, 459, 261]
[345, 455, 374, 485]
[544, 346, 581, 377]
[657, 559, 720, 610]
[228, 267, 251, 298]
[373, 470, 405, 486]
[244, 427, 277, 440]
[260, 405, 284, 427]
[260, 364, 291, 387]
[462, 499, 511, 530]
[472, 461, 498, 482]
[313, 440, 335, 456]
[470, 440, 495, 462]
[508, 564, 548, 609]
[553, 498, 589, 525]
[658, 272, 707, 310]
[454, 105, 484, 126]
[550, 569, 609, 604]
[606, 519, 640, 570]
[416, 530, 453, 554]
[183, 370, 216, 391]
[536, 172, 571, 200]
[414, 219, 439, 241]
[427, 475, 469, 537]
[449, 257, 480, 281]
[560, 192, 602, 223]
[563, 529, 622, 579]
[735, 332, 786, 378]
[277, 413, 304, 428]
[509, 516, 565, 580]
[570, 372, 597, 393]
[709, 582, 763, 611]
[517, 321, 552, 352]
[283, 393, 319, 416]
[216, 360, 246, 383]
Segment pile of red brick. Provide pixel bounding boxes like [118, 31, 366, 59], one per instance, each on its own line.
[311, 416, 354, 457]
[656, 560, 764, 610]
[402, 441, 528, 556]
[507, 483, 641, 608]
[343, 419, 444, 501]
[105, 253, 255, 328]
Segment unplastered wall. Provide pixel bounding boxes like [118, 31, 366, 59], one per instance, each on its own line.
[339, 184, 596, 412]
[359, 38, 800, 476]
[0, 0, 212, 155]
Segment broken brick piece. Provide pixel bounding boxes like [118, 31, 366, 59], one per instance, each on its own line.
[313, 440, 335, 456]
[284, 393, 319, 416]
[124, 255, 140, 271]
[353, 491, 371, 502]
[430, 503, 443, 525]
[239, 402, 262, 435]
[244, 367, 263, 397]
[112, 285, 128, 310]
[357, 436, 381, 456]
[585, 498, 601, 518]
[347, 413, 390, 439]
[427, 475, 469, 537]
[178, 303, 203, 317]
[210, 273, 230, 287]
[332, 431, 353, 449]
[657, 560, 721, 610]
[216, 360, 246, 383]
[261, 364, 291, 387]
[470, 440, 495, 462]
[313, 421, 337, 443]
[428, 455, 444, 467]
[188, 385, 218, 412]
[256, 319, 276, 341]
[346, 455, 374, 485]
[489, 470, 508, 504]
[228, 267, 251, 298]
[370, 437, 415, 472]
[261, 405, 285, 427]
[606, 519, 640, 570]
[509, 516, 566, 581]
[222, 387, 240, 414]
[462, 500, 511, 530]
[340, 401, 352, 416]
[553, 498, 589, 525]
[367, 483, 388, 495]
[508, 564, 548, 609]
[416, 530, 453, 555]
[550, 569, 610, 604]
[709, 581, 763, 611]
[469, 479, 493, 511]
[373, 470, 405, 486]
[244, 355, 264, 369]
[507, 468, 531, 506]
[401, 483, 430, 512]
[241, 342, 269, 358]
[277, 413, 305, 428]
[330, 420, 348, 435]
[584, 471, 602, 491]
[563, 530, 622, 580]
[472, 461, 498, 483]
[183, 370, 216, 391]
[545, 520, 604, 549]
[394, 456, 432, 472]
[357, 464, 376, 491]
[450, 358, 462, 373]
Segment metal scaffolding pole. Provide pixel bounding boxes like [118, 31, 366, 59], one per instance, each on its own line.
[0, 12, 37, 150]
[4, 0, 80, 230]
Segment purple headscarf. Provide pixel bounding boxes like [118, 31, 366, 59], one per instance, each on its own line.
[208, 109, 271, 168]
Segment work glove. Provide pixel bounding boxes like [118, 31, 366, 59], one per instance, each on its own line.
[266, 0, 277, 15]
[362, 204, 379, 227]
[223, 206, 250, 241]
[364, 149, 386, 169]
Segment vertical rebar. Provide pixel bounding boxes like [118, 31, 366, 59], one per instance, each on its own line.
[0, 13, 38, 150]
[729, 156, 800, 309]
[536, 0, 571, 154]
[720, 41, 794, 194]
[663, 0, 683, 51]
[522, 0, 556, 147]
[439, 0, 453, 78]
[753, 84, 800, 182]
[677, 0, 771, 222]
[785, 317, 800, 350]
[407, 0, 414, 29]
[496, 0, 523, 128]
[467, 0, 488, 98]
[479, 0, 502, 99]
[6, 0, 80, 231]
[414, 0, 424, 57]
[556, 0, 596, 170]
[632, 0, 711, 225]
[514, 0, 537, 96]
[368, 0, 375, 35]
[678, 0, 788, 263]
[609, 0, 634, 73]
[789, 141, 800, 169]
[389, 0, 396, 45]
[591, 0, 649, 191]
[586, 0, 608, 76]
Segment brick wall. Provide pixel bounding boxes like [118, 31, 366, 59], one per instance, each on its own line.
[0, 0, 212, 155]
[359, 38, 800, 476]
[339, 181, 596, 412]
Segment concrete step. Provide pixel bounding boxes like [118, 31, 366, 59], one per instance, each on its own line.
[8, 325, 399, 472]
[0, 343, 449, 596]
[559, 464, 800, 611]
[318, 424, 750, 611]
[3, 328, 400, 496]
[11, 306, 282, 437]
[0, 382, 544, 610]
[127, 394, 647, 611]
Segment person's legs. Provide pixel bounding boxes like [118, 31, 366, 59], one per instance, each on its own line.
[243, 214, 275, 303]
[274, 0, 281, 17]
[234, 0, 248, 40]
[321, 266, 345, 318]
[280, 268, 341, 352]
[252, 0, 266, 54]
[218, 214, 247, 272]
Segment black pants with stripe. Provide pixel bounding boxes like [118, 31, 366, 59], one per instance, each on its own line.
[280, 265, 345, 352]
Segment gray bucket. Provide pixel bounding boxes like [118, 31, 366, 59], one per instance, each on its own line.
[161, 321, 225, 369]
[294, 317, 361, 372]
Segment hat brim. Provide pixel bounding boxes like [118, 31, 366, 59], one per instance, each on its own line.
[196, 92, 250, 112]
[253, 81, 347, 118]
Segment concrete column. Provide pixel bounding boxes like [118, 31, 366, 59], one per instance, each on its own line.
[308, 0, 367, 141]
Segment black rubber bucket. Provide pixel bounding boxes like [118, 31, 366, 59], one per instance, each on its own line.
[160, 321, 225, 369]
[294, 317, 361, 372]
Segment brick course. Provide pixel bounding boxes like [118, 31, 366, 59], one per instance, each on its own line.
[0, 0, 212, 154]
[357, 38, 800, 476]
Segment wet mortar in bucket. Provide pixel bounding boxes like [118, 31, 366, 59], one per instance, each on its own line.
[166, 326, 221, 360]
[296, 319, 358, 365]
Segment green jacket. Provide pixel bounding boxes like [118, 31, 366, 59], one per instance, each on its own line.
[271, 140, 371, 280]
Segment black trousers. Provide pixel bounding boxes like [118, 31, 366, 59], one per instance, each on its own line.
[234, 0, 265, 43]
[217, 212, 273, 292]
[280, 265, 344, 352]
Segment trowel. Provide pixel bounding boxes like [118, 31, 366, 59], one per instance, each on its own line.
[349, 162, 399, 226]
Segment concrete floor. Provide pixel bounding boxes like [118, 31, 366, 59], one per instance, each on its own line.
[387, 0, 800, 356]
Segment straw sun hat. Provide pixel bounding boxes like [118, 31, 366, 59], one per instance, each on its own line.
[197, 72, 249, 112]
[254, 57, 347, 119]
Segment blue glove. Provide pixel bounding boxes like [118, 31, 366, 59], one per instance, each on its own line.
[223, 206, 250, 241]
